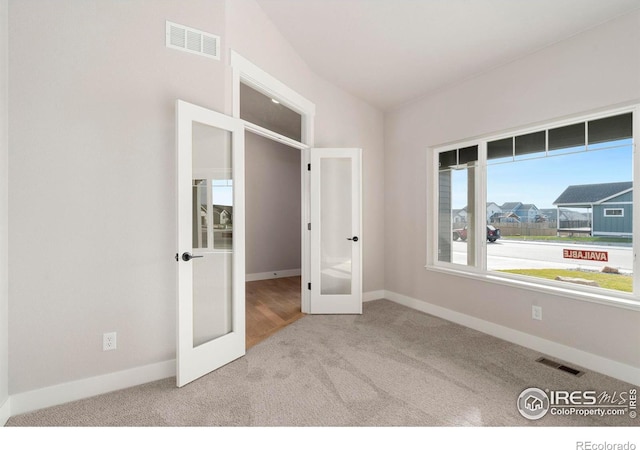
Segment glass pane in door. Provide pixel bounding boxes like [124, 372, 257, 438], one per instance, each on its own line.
[320, 157, 352, 295]
[192, 121, 233, 347]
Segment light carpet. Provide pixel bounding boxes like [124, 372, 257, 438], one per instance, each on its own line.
[6, 299, 638, 426]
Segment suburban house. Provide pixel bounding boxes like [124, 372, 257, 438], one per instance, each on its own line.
[486, 202, 502, 223]
[1, 0, 640, 436]
[553, 182, 633, 237]
[496, 202, 541, 223]
[454, 203, 502, 224]
[452, 207, 468, 224]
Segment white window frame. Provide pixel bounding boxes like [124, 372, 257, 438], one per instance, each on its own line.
[427, 104, 640, 311]
[604, 208, 624, 217]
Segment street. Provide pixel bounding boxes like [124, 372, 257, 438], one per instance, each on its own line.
[452, 239, 633, 272]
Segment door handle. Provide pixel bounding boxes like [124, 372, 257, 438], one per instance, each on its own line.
[347, 236, 359, 242]
[181, 252, 204, 262]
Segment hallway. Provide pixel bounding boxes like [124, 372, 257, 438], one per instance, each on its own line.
[246, 276, 304, 349]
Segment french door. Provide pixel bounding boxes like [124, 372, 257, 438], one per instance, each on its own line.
[176, 100, 245, 387]
[309, 148, 362, 314]
[176, 100, 362, 386]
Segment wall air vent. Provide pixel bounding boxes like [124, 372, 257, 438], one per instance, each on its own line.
[166, 21, 220, 60]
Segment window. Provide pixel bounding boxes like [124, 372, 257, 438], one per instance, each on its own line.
[604, 208, 624, 217]
[430, 107, 638, 304]
[438, 146, 478, 267]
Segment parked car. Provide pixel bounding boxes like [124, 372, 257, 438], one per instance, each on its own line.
[452, 225, 501, 242]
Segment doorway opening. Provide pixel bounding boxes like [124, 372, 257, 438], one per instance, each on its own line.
[231, 51, 315, 315]
[244, 132, 304, 349]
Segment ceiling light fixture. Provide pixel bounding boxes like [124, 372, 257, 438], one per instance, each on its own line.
[271, 98, 280, 104]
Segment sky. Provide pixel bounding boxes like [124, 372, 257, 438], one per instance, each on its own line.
[452, 141, 633, 210]
[212, 179, 233, 206]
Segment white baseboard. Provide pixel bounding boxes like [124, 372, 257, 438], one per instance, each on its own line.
[9, 359, 175, 417]
[10, 290, 636, 420]
[383, 290, 640, 386]
[363, 290, 385, 302]
[246, 269, 301, 282]
[0, 397, 9, 426]
[6, 289, 380, 419]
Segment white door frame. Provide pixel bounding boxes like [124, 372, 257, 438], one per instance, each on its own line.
[230, 51, 316, 313]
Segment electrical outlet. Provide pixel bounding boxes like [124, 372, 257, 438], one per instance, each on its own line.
[103, 332, 117, 351]
[532, 305, 543, 321]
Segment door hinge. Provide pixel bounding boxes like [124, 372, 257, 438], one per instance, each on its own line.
[307, 223, 311, 231]
[308, 282, 311, 290]
[307, 163, 311, 171]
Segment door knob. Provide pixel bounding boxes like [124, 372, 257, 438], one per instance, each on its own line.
[347, 236, 359, 242]
[181, 252, 203, 262]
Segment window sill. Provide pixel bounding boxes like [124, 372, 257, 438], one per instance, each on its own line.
[425, 264, 640, 312]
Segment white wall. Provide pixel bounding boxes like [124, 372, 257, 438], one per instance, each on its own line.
[7, 0, 385, 401]
[384, 11, 640, 370]
[245, 132, 301, 275]
[226, 0, 386, 293]
[0, 0, 9, 421]
[8, 0, 228, 395]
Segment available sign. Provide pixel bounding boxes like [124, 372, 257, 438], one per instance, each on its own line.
[562, 249, 609, 262]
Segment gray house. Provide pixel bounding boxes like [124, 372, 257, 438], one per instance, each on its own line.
[553, 182, 632, 237]
[495, 202, 540, 223]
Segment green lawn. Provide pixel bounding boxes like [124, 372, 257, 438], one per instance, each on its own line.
[499, 268, 632, 292]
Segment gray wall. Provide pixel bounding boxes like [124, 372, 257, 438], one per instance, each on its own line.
[0, 0, 9, 417]
[8, 0, 229, 394]
[245, 132, 301, 275]
[384, 10, 640, 369]
[8, 0, 385, 396]
[226, 0, 386, 294]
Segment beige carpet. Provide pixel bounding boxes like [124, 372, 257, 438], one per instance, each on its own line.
[6, 299, 638, 426]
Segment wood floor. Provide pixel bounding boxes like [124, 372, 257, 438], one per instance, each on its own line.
[245, 276, 305, 349]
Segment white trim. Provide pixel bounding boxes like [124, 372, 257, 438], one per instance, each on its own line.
[7, 293, 636, 419]
[9, 360, 175, 417]
[596, 188, 633, 205]
[363, 290, 385, 302]
[0, 397, 9, 426]
[229, 50, 316, 314]
[633, 106, 640, 293]
[426, 263, 640, 311]
[603, 208, 624, 217]
[243, 121, 309, 151]
[598, 201, 632, 206]
[230, 51, 315, 119]
[246, 269, 301, 282]
[592, 231, 633, 237]
[383, 290, 640, 386]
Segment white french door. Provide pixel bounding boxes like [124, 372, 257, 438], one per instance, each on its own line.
[176, 100, 245, 387]
[309, 148, 362, 314]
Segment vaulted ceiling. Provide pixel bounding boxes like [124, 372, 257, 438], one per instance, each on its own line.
[256, 0, 640, 110]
